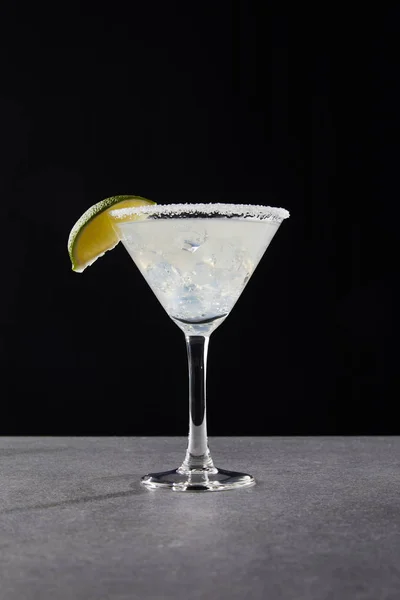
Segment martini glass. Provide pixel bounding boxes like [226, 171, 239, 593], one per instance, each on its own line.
[109, 203, 289, 492]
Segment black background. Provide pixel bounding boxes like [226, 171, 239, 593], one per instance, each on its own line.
[0, 3, 396, 435]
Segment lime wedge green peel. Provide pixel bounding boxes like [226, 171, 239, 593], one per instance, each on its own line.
[68, 195, 155, 273]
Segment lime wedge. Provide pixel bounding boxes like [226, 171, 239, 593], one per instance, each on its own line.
[68, 195, 155, 272]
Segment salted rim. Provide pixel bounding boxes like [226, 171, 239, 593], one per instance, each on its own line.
[109, 202, 290, 223]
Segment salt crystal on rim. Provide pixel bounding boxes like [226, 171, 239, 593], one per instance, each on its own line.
[109, 203, 290, 223]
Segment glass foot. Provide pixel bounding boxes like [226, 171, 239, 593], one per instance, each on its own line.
[141, 466, 256, 492]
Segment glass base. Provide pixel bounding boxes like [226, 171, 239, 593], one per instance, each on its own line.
[141, 466, 256, 492]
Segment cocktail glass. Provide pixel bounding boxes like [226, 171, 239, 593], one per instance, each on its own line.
[109, 203, 289, 492]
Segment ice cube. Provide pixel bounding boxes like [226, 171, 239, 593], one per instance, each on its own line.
[175, 228, 208, 253]
[182, 240, 201, 253]
[144, 262, 182, 294]
[191, 262, 214, 286]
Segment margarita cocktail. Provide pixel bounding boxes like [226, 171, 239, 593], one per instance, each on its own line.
[68, 198, 289, 492]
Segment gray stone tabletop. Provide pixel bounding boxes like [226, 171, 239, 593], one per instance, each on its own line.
[0, 436, 399, 600]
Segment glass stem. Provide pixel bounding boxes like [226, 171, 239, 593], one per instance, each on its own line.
[180, 335, 215, 472]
